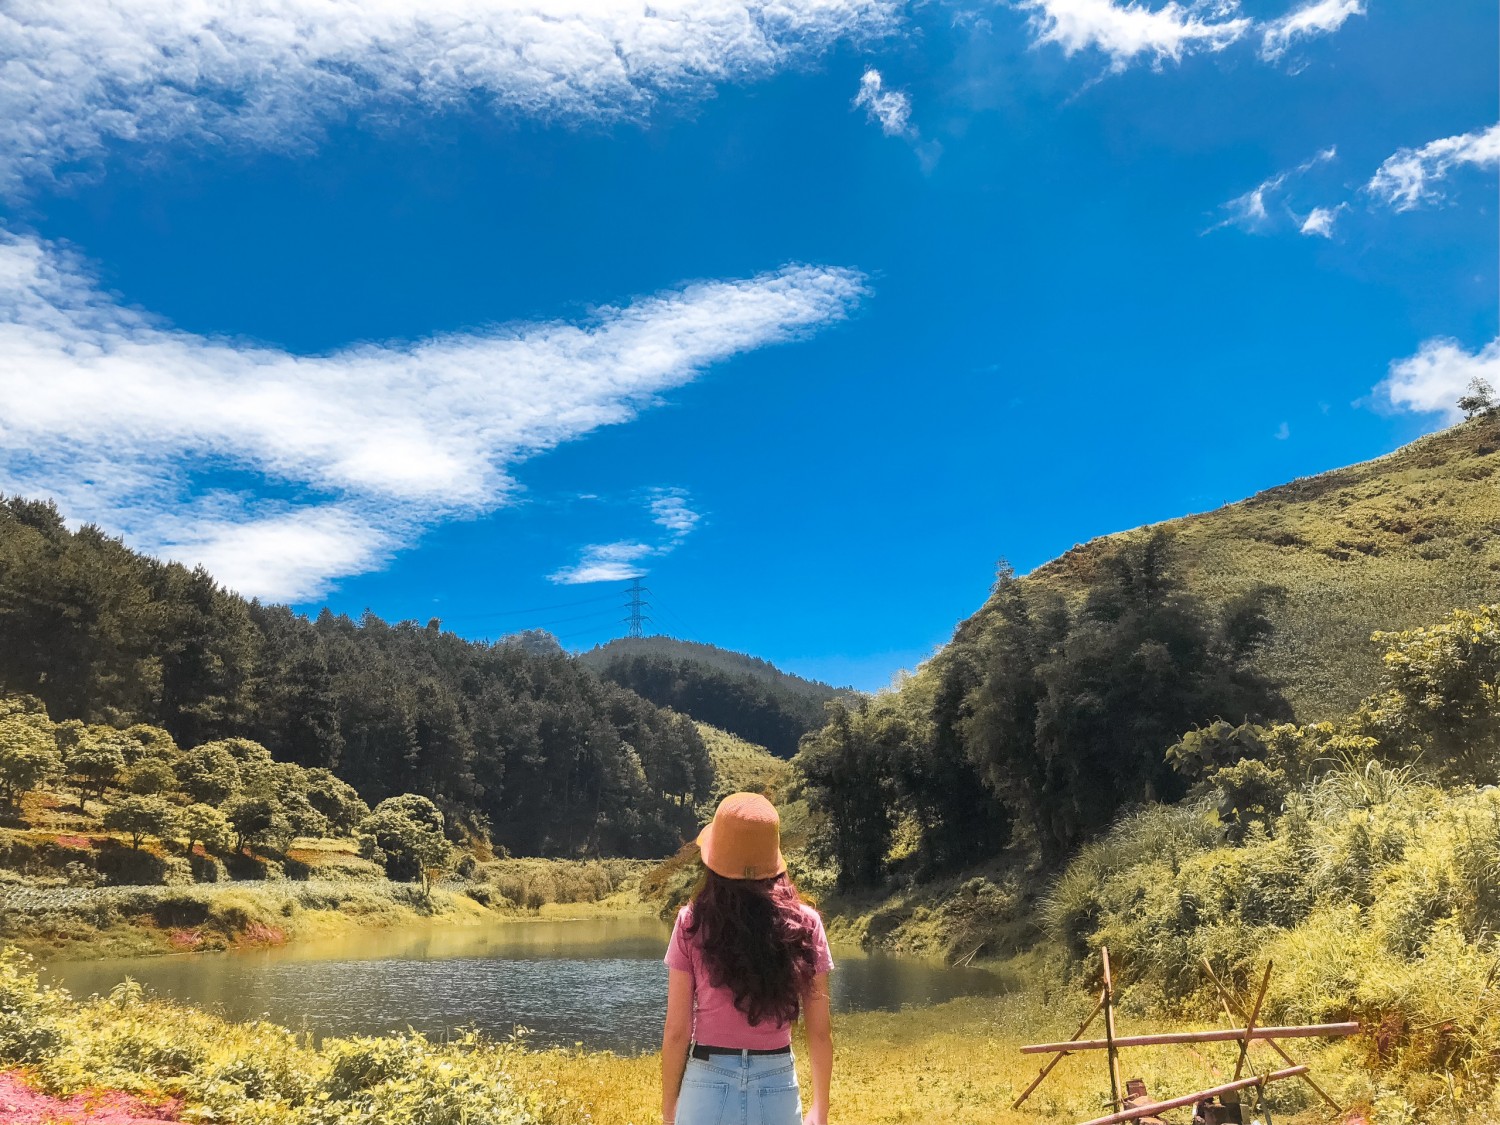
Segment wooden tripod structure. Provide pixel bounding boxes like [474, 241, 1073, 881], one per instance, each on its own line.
[1013, 948, 1358, 1124]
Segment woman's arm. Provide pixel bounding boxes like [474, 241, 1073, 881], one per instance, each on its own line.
[802, 972, 833, 1125]
[660, 968, 694, 1125]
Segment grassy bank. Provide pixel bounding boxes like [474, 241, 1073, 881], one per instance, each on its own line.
[5, 945, 1384, 1125]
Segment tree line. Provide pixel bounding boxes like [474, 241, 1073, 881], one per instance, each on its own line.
[797, 535, 1294, 885]
[0, 497, 713, 857]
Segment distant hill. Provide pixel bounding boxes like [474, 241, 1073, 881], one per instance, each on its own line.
[1018, 415, 1500, 719]
[579, 637, 852, 757]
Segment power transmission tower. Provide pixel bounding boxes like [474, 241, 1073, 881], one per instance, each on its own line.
[623, 578, 652, 638]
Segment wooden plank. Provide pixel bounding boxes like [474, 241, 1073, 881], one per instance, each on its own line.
[1101, 947, 1123, 1111]
[1200, 957, 1343, 1115]
[1232, 961, 1273, 1084]
[1012, 990, 1106, 1109]
[1074, 1066, 1309, 1125]
[1020, 1022, 1359, 1054]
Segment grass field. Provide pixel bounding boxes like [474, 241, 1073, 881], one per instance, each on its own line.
[1024, 414, 1500, 719]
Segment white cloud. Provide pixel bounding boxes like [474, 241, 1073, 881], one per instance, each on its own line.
[1260, 0, 1365, 62]
[1299, 203, 1344, 237]
[853, 68, 913, 137]
[1367, 123, 1500, 212]
[0, 0, 900, 190]
[550, 541, 657, 585]
[1213, 146, 1336, 233]
[1377, 336, 1500, 425]
[1017, 0, 1251, 71]
[649, 488, 702, 539]
[1274, 421, 1291, 440]
[0, 230, 865, 600]
[550, 487, 702, 584]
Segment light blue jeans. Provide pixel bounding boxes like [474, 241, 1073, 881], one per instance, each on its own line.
[675, 1049, 802, 1125]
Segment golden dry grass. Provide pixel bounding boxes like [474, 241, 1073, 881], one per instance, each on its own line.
[505, 992, 1360, 1125]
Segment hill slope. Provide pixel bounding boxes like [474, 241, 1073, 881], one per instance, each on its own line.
[1020, 415, 1500, 718]
[579, 637, 851, 757]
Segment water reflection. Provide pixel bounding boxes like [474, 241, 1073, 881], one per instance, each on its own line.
[47, 917, 1009, 1053]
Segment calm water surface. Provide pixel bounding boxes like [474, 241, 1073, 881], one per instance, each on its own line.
[47, 917, 1011, 1052]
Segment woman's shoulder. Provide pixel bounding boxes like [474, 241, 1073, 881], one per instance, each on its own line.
[796, 901, 825, 926]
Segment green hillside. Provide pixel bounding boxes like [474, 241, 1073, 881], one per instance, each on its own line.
[1022, 414, 1500, 719]
[580, 637, 852, 757]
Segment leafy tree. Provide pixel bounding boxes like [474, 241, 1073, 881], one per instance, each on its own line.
[56, 722, 129, 811]
[174, 741, 241, 805]
[302, 768, 369, 836]
[798, 703, 896, 889]
[358, 795, 451, 885]
[1458, 377, 1497, 419]
[122, 756, 179, 796]
[103, 795, 179, 850]
[222, 792, 291, 854]
[0, 702, 63, 806]
[1361, 604, 1500, 783]
[179, 803, 231, 854]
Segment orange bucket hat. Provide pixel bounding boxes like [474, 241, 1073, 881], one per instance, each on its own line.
[696, 792, 786, 880]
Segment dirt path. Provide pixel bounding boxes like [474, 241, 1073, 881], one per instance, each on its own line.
[0, 1071, 183, 1124]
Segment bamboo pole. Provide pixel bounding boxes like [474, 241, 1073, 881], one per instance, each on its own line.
[1201, 957, 1343, 1114]
[1019, 1022, 1359, 1054]
[1074, 1066, 1309, 1125]
[1233, 961, 1273, 1083]
[1011, 990, 1106, 1109]
[1101, 947, 1123, 1111]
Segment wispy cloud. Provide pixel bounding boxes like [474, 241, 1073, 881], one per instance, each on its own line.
[1016, 0, 1252, 71]
[1298, 204, 1344, 238]
[1212, 146, 1336, 233]
[1367, 123, 1500, 212]
[0, 0, 901, 191]
[1377, 336, 1500, 425]
[550, 488, 703, 585]
[1260, 0, 1365, 62]
[854, 68, 913, 137]
[0, 231, 866, 600]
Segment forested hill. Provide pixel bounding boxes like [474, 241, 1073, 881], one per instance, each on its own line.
[0, 497, 712, 857]
[1018, 414, 1500, 719]
[579, 637, 851, 757]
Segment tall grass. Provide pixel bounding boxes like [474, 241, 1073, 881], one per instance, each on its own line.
[1042, 763, 1500, 1119]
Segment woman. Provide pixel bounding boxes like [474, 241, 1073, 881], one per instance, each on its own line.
[661, 793, 834, 1125]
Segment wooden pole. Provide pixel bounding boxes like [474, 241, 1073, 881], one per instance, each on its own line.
[1019, 1022, 1359, 1054]
[1233, 961, 1273, 1083]
[1074, 1066, 1309, 1125]
[1200, 957, 1343, 1115]
[1011, 990, 1106, 1109]
[1101, 947, 1124, 1111]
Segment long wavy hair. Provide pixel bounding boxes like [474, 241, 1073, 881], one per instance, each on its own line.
[683, 870, 819, 1027]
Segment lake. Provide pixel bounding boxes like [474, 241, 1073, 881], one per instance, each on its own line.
[46, 916, 1012, 1052]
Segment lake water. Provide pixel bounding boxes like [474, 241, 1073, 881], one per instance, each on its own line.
[46, 917, 1011, 1053]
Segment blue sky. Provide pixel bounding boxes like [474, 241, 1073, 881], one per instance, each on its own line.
[0, 0, 1495, 690]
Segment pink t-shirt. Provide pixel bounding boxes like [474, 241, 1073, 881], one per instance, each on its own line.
[664, 901, 835, 1049]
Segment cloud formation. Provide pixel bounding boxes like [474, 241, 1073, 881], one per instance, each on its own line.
[0, 0, 900, 190]
[0, 231, 865, 600]
[1260, 0, 1365, 62]
[1017, 0, 1252, 71]
[1298, 204, 1343, 238]
[1378, 336, 1500, 425]
[1213, 146, 1337, 234]
[1367, 123, 1500, 211]
[854, 68, 913, 137]
[550, 487, 703, 584]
